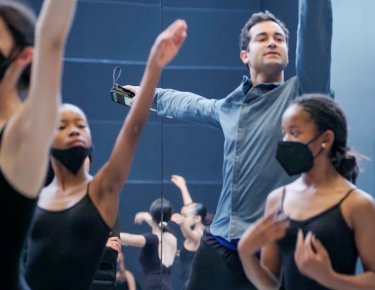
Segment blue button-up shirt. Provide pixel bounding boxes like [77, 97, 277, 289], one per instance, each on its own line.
[154, 0, 332, 241]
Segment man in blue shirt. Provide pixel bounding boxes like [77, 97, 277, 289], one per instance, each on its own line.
[125, 1, 332, 289]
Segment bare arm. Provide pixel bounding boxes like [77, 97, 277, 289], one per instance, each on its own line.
[134, 212, 153, 228]
[125, 270, 137, 290]
[171, 175, 193, 205]
[238, 189, 287, 290]
[0, 0, 77, 197]
[120, 233, 146, 248]
[170, 175, 202, 243]
[90, 20, 188, 228]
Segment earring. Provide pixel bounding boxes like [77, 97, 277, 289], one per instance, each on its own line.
[322, 143, 326, 148]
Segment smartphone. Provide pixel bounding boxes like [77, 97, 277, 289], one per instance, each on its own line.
[110, 83, 135, 107]
[110, 81, 171, 117]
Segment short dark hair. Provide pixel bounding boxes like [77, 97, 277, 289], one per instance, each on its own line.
[239, 11, 289, 51]
[292, 94, 359, 183]
[149, 198, 173, 224]
[0, 1, 36, 91]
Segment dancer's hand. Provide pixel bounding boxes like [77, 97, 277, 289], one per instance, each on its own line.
[240, 211, 289, 254]
[294, 230, 333, 285]
[148, 19, 187, 69]
[171, 175, 187, 190]
[106, 236, 122, 253]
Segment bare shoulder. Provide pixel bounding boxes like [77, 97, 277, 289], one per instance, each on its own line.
[265, 186, 286, 213]
[348, 188, 375, 212]
[344, 188, 375, 228]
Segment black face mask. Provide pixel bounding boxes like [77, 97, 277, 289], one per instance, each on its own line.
[51, 146, 93, 175]
[276, 133, 324, 176]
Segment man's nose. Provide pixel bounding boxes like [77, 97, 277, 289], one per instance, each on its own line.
[267, 39, 277, 48]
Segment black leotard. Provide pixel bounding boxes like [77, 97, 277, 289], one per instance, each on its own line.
[25, 193, 110, 290]
[278, 188, 357, 290]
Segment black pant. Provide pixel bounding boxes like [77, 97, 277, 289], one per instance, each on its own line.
[185, 228, 257, 290]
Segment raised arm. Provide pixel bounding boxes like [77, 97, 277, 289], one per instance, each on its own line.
[91, 20, 188, 228]
[296, 0, 332, 95]
[170, 175, 203, 243]
[0, 0, 77, 197]
[171, 175, 193, 205]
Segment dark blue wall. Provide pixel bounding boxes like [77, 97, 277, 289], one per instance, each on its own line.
[25, 0, 374, 288]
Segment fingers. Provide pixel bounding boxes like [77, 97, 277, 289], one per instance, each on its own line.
[123, 85, 138, 95]
[107, 237, 121, 253]
[171, 175, 177, 184]
[260, 211, 289, 238]
[296, 229, 304, 248]
[166, 19, 188, 45]
[311, 235, 328, 257]
[150, 19, 188, 68]
[295, 230, 317, 264]
[134, 214, 143, 224]
[171, 213, 183, 224]
[239, 212, 289, 254]
[171, 175, 185, 186]
[134, 212, 145, 224]
[262, 208, 286, 224]
[110, 236, 121, 244]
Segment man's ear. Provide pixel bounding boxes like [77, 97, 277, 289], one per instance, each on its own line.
[240, 49, 249, 65]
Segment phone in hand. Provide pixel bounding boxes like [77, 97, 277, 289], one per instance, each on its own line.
[111, 83, 135, 107]
[109, 66, 171, 117]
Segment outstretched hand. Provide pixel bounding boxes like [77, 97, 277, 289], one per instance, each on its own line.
[149, 19, 187, 69]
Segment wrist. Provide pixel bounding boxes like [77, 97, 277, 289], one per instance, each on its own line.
[318, 268, 337, 289]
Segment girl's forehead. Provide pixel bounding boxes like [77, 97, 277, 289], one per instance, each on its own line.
[282, 104, 311, 122]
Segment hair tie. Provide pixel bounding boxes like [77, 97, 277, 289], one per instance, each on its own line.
[159, 221, 168, 228]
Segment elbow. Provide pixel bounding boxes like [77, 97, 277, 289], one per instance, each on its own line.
[130, 124, 145, 138]
[237, 237, 248, 257]
[125, 121, 146, 142]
